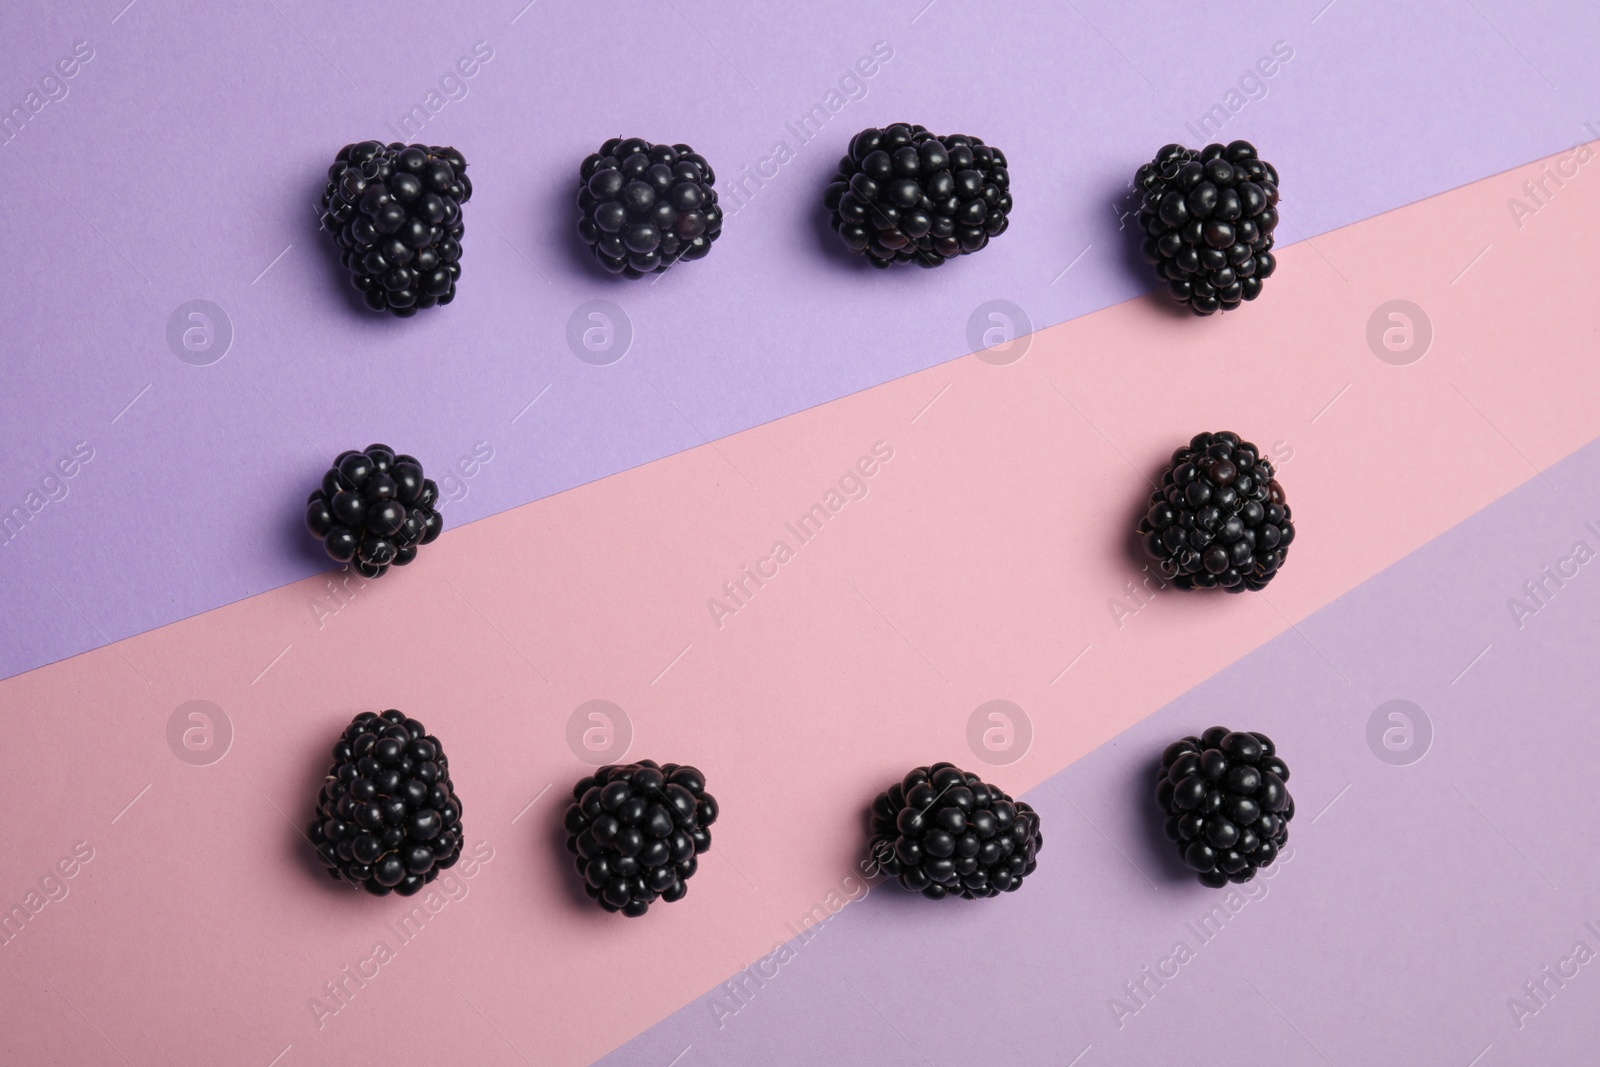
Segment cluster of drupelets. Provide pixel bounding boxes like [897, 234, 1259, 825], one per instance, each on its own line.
[307, 129, 1296, 910]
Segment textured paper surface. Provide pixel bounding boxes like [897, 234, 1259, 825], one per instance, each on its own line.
[599, 436, 1600, 1067]
[2, 0, 1598, 679]
[3, 146, 1599, 1064]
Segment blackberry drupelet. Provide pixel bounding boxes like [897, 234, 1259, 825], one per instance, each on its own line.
[563, 762, 717, 917]
[305, 444, 443, 579]
[869, 763, 1042, 899]
[576, 138, 723, 277]
[825, 123, 1013, 268]
[1137, 431, 1294, 592]
[319, 140, 471, 316]
[1134, 139, 1279, 314]
[308, 710, 464, 897]
[1156, 727, 1293, 887]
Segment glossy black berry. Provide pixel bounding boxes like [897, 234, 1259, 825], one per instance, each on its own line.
[319, 141, 471, 317]
[1157, 727, 1293, 887]
[868, 763, 1042, 899]
[563, 761, 717, 917]
[1137, 431, 1294, 592]
[576, 138, 722, 277]
[825, 123, 1013, 269]
[308, 710, 464, 896]
[305, 444, 442, 579]
[1134, 140, 1279, 314]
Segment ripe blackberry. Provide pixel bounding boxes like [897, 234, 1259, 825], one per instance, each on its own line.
[319, 140, 471, 316]
[305, 444, 442, 579]
[869, 763, 1042, 899]
[308, 710, 464, 897]
[576, 138, 723, 277]
[563, 762, 717, 917]
[1156, 727, 1293, 887]
[1137, 431, 1294, 592]
[1134, 140, 1279, 315]
[825, 123, 1013, 268]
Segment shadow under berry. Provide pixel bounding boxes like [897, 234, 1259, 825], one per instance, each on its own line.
[285, 463, 338, 570]
[806, 170, 878, 274]
[1094, 172, 1190, 321]
[799, 145, 938, 276]
[840, 776, 955, 916]
[1125, 754, 1199, 885]
[1105, 178, 1150, 280]
[306, 163, 382, 319]
[850, 792, 932, 916]
[289, 717, 359, 896]
[546, 791, 617, 919]
[545, 162, 617, 283]
[1120, 460, 1167, 575]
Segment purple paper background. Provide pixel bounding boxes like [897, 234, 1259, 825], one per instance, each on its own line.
[595, 425, 1600, 1065]
[2, 0, 1596, 682]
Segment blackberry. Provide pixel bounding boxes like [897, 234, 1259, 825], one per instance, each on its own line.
[305, 444, 442, 579]
[1156, 727, 1293, 887]
[576, 138, 722, 277]
[825, 123, 1013, 268]
[319, 141, 471, 316]
[869, 763, 1042, 899]
[308, 710, 464, 897]
[1134, 140, 1279, 315]
[563, 761, 717, 917]
[1137, 431, 1294, 592]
